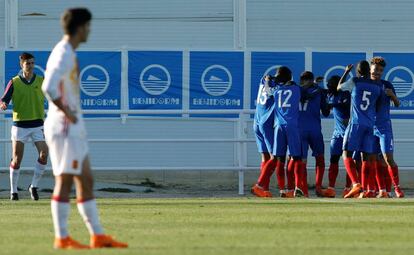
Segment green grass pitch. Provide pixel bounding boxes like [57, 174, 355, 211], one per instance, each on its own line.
[0, 198, 413, 255]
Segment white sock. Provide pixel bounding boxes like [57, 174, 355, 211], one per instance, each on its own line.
[77, 199, 104, 235]
[51, 198, 70, 238]
[10, 166, 20, 193]
[31, 161, 46, 188]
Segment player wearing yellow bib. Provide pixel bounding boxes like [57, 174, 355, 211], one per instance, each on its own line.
[1, 52, 48, 201]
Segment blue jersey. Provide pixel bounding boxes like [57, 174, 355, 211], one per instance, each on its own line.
[299, 85, 330, 131]
[341, 77, 382, 127]
[327, 91, 351, 137]
[254, 78, 276, 125]
[273, 82, 301, 126]
[375, 80, 395, 129]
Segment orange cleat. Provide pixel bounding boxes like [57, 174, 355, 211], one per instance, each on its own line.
[264, 191, 273, 197]
[376, 190, 390, 198]
[315, 186, 324, 197]
[358, 191, 376, 199]
[395, 187, 405, 198]
[90, 234, 128, 248]
[344, 184, 362, 199]
[342, 187, 351, 198]
[54, 236, 89, 250]
[251, 184, 272, 198]
[284, 190, 294, 198]
[322, 187, 336, 198]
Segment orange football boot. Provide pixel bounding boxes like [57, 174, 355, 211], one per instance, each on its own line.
[342, 187, 351, 198]
[322, 187, 336, 198]
[344, 184, 362, 199]
[251, 184, 272, 198]
[54, 236, 89, 250]
[395, 187, 405, 198]
[376, 190, 390, 198]
[90, 234, 128, 248]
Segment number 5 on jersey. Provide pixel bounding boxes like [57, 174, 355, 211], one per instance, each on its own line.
[360, 91, 371, 111]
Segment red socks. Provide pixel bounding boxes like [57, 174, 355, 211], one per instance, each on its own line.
[328, 163, 339, 188]
[388, 165, 400, 188]
[343, 157, 359, 185]
[315, 155, 325, 188]
[276, 161, 285, 191]
[287, 159, 295, 190]
[374, 160, 386, 190]
[257, 160, 276, 190]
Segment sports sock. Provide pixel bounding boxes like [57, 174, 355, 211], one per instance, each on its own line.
[374, 160, 385, 190]
[345, 173, 352, 188]
[77, 198, 104, 235]
[302, 163, 309, 196]
[31, 159, 46, 188]
[287, 159, 295, 190]
[276, 161, 285, 191]
[293, 160, 303, 189]
[9, 163, 20, 193]
[328, 163, 339, 188]
[388, 165, 400, 188]
[257, 160, 276, 190]
[315, 155, 325, 188]
[361, 161, 370, 191]
[51, 196, 70, 238]
[343, 157, 359, 185]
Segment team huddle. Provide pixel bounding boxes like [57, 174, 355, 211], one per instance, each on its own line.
[252, 57, 404, 199]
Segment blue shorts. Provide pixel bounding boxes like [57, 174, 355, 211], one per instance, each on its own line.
[273, 124, 302, 157]
[373, 126, 394, 154]
[301, 130, 324, 159]
[330, 135, 344, 156]
[343, 124, 375, 154]
[253, 120, 274, 153]
[352, 151, 361, 161]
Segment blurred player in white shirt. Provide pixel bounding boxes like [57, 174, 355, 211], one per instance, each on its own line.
[42, 8, 127, 250]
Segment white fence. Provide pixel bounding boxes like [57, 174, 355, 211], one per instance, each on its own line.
[0, 109, 413, 195]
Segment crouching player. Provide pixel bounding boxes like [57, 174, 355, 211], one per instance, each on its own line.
[42, 8, 127, 249]
[298, 71, 330, 197]
[370, 57, 404, 198]
[251, 75, 277, 197]
[338, 61, 382, 198]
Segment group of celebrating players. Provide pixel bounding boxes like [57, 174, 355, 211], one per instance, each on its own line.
[251, 57, 404, 199]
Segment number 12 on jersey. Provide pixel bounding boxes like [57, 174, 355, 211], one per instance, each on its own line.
[277, 90, 292, 108]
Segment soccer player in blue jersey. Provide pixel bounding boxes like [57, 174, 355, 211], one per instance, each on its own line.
[298, 71, 330, 197]
[252, 66, 303, 198]
[370, 57, 404, 198]
[338, 61, 382, 198]
[251, 75, 277, 197]
[325, 75, 352, 197]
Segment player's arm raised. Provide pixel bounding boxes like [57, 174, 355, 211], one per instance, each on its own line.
[338, 64, 354, 91]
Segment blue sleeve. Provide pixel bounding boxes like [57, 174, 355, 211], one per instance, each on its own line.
[1, 80, 14, 105]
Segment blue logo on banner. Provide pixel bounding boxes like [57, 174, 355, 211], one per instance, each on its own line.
[190, 51, 243, 110]
[202, 65, 232, 96]
[251, 52, 305, 108]
[77, 52, 121, 110]
[312, 52, 366, 88]
[80, 65, 110, 97]
[140, 64, 171, 95]
[4, 51, 121, 114]
[374, 53, 414, 110]
[128, 51, 182, 109]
